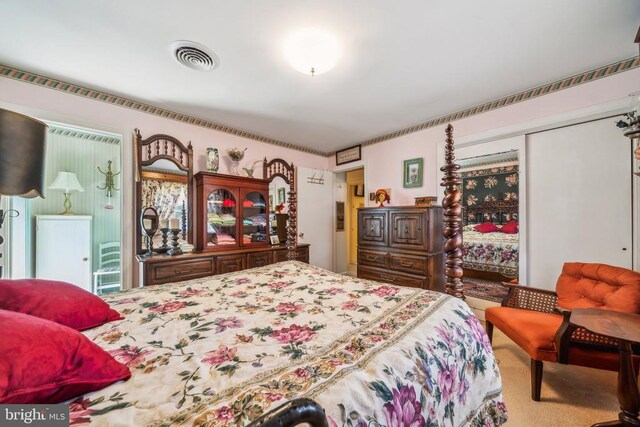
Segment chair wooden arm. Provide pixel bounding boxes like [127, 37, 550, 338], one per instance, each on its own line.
[553, 306, 622, 363]
[553, 306, 575, 364]
[499, 282, 558, 313]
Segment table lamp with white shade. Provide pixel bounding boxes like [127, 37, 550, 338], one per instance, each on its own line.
[49, 172, 84, 215]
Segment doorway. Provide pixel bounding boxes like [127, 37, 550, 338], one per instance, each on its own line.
[345, 168, 364, 276]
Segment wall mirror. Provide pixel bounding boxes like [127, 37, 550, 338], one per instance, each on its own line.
[263, 158, 297, 257]
[135, 130, 193, 255]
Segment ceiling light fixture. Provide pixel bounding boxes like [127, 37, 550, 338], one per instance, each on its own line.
[169, 40, 219, 71]
[283, 28, 341, 76]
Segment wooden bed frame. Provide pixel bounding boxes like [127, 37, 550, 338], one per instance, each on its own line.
[463, 198, 518, 226]
[441, 124, 464, 299]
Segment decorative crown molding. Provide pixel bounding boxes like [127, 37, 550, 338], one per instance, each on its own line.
[2, 56, 638, 158]
[0, 64, 326, 157]
[356, 55, 640, 150]
[48, 124, 121, 145]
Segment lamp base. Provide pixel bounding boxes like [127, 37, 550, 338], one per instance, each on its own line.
[59, 192, 75, 215]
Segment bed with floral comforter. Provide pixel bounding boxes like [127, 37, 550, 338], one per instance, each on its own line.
[74, 261, 506, 427]
[462, 230, 519, 278]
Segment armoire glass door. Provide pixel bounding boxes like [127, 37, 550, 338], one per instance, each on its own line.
[206, 188, 238, 248]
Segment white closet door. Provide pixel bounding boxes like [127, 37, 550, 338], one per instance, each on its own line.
[36, 215, 92, 291]
[297, 167, 334, 270]
[527, 118, 632, 288]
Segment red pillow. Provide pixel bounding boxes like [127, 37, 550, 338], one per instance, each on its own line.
[0, 309, 131, 404]
[0, 279, 122, 331]
[500, 220, 519, 234]
[474, 222, 499, 233]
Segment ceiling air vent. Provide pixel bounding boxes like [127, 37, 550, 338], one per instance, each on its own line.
[169, 40, 219, 71]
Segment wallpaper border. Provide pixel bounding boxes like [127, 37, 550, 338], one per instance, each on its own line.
[1, 55, 638, 157]
[357, 55, 640, 150]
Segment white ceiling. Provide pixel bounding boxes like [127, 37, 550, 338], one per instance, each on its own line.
[1, 1, 638, 153]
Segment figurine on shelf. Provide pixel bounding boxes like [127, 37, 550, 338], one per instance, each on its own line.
[375, 189, 390, 207]
[242, 160, 261, 178]
[226, 148, 247, 175]
[206, 148, 219, 173]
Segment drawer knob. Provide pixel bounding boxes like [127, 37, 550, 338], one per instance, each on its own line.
[380, 274, 395, 282]
[403, 225, 409, 233]
[175, 268, 196, 275]
[400, 261, 414, 267]
[366, 255, 377, 261]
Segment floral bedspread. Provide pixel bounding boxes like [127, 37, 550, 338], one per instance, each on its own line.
[74, 261, 506, 427]
[462, 230, 519, 278]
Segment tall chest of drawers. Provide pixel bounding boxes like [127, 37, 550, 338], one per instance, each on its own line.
[357, 206, 445, 292]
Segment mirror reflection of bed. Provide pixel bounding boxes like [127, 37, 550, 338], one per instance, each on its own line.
[459, 152, 520, 303]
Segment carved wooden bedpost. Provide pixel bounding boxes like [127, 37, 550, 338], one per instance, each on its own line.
[440, 124, 464, 299]
[286, 163, 298, 261]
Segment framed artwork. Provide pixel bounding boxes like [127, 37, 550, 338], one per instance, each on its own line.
[277, 187, 286, 204]
[403, 158, 423, 188]
[270, 235, 280, 245]
[335, 144, 361, 166]
[354, 184, 364, 197]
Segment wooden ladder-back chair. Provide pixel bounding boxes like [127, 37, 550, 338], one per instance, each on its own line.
[485, 262, 640, 401]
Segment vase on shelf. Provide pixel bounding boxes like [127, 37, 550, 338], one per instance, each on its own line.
[206, 148, 219, 173]
[226, 148, 247, 176]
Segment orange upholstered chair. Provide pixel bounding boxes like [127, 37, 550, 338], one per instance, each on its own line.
[485, 262, 640, 401]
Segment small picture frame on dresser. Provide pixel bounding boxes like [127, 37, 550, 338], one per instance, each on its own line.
[270, 235, 280, 245]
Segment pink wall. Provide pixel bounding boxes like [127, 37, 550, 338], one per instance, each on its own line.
[344, 68, 640, 206]
[0, 77, 329, 287]
[0, 78, 329, 172]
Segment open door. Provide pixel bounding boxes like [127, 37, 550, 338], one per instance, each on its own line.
[297, 167, 334, 270]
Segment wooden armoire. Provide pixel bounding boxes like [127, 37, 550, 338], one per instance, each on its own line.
[357, 206, 444, 291]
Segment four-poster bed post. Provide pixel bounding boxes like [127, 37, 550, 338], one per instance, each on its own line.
[440, 124, 465, 299]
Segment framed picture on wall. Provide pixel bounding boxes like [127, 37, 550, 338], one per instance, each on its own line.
[277, 187, 286, 204]
[403, 158, 423, 188]
[354, 184, 364, 197]
[335, 144, 361, 165]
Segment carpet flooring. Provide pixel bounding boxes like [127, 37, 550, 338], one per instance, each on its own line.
[490, 327, 620, 426]
[464, 278, 509, 302]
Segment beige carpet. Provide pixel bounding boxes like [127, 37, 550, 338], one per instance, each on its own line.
[491, 328, 621, 426]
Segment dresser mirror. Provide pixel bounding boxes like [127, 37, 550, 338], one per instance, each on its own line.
[263, 158, 297, 255]
[135, 130, 193, 255]
[269, 175, 289, 242]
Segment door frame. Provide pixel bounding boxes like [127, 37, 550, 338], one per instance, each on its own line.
[331, 160, 368, 273]
[0, 100, 130, 288]
[436, 97, 639, 279]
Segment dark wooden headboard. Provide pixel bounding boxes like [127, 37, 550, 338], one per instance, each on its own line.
[463, 198, 518, 225]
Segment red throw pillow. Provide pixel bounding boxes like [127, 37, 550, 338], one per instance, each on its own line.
[0, 309, 131, 404]
[500, 220, 519, 234]
[0, 279, 122, 331]
[474, 222, 499, 233]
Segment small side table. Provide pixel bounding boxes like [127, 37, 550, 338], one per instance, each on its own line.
[570, 308, 640, 427]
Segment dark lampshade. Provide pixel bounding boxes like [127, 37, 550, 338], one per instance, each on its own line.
[0, 108, 48, 198]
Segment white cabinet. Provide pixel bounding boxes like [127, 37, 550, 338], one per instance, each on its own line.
[36, 215, 92, 292]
